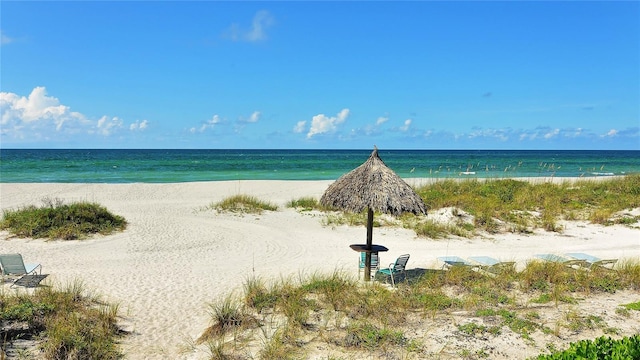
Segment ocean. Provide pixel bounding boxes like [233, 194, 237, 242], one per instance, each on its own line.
[0, 149, 638, 183]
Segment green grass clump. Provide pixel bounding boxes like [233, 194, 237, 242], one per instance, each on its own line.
[212, 194, 277, 214]
[0, 281, 123, 359]
[343, 321, 406, 350]
[410, 290, 462, 311]
[0, 198, 127, 240]
[457, 322, 501, 336]
[200, 258, 640, 359]
[198, 294, 257, 343]
[622, 301, 640, 311]
[286, 197, 321, 211]
[315, 175, 639, 239]
[533, 334, 640, 359]
[413, 220, 450, 239]
[413, 175, 640, 237]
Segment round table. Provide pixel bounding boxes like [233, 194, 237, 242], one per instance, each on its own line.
[349, 244, 389, 253]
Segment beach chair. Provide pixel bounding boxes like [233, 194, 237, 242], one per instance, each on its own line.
[534, 254, 586, 269]
[376, 254, 410, 287]
[565, 253, 618, 271]
[467, 256, 515, 276]
[359, 252, 380, 279]
[437, 256, 478, 270]
[0, 253, 48, 288]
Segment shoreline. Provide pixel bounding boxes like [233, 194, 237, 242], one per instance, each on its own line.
[1, 180, 639, 359]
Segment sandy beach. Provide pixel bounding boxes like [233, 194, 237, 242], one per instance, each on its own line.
[1, 180, 639, 359]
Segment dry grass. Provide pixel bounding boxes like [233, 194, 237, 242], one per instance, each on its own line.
[198, 259, 640, 359]
[1, 280, 124, 359]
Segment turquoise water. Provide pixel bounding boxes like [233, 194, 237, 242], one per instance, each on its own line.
[1, 149, 638, 183]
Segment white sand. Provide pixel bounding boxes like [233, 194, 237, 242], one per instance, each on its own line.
[1, 180, 639, 359]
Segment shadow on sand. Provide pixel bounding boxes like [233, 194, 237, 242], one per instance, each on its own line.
[374, 267, 445, 286]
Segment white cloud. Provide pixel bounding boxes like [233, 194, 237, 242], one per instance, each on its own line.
[191, 114, 222, 133]
[226, 10, 274, 42]
[247, 10, 274, 41]
[376, 116, 389, 126]
[1, 87, 153, 142]
[238, 111, 261, 124]
[306, 108, 350, 139]
[1, 87, 72, 122]
[544, 128, 560, 139]
[0, 87, 88, 137]
[0, 30, 14, 45]
[130, 119, 149, 131]
[249, 111, 260, 123]
[603, 129, 618, 137]
[468, 128, 509, 141]
[399, 119, 412, 132]
[95, 116, 123, 136]
[293, 120, 306, 133]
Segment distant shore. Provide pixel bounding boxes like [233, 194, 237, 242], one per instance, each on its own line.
[1, 179, 639, 359]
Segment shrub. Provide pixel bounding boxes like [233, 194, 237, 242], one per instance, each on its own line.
[212, 194, 277, 213]
[533, 334, 640, 359]
[0, 281, 123, 359]
[0, 198, 127, 240]
[343, 321, 406, 350]
[413, 175, 640, 237]
[286, 197, 321, 210]
[199, 295, 257, 342]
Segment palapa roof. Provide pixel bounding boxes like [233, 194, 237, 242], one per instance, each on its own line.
[320, 147, 427, 216]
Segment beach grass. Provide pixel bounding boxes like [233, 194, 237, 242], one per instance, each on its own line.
[199, 259, 640, 359]
[211, 195, 278, 214]
[0, 280, 123, 359]
[294, 175, 640, 238]
[414, 175, 640, 233]
[286, 197, 321, 211]
[0, 197, 127, 240]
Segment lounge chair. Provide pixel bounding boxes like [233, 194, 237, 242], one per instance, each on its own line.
[377, 254, 410, 287]
[0, 253, 48, 288]
[565, 253, 618, 271]
[359, 252, 380, 279]
[468, 256, 515, 275]
[437, 256, 477, 270]
[534, 254, 586, 269]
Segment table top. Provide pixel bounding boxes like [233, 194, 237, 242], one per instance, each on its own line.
[349, 244, 389, 253]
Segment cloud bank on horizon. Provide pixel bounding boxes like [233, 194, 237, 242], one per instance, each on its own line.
[2, 86, 635, 149]
[1, 2, 638, 150]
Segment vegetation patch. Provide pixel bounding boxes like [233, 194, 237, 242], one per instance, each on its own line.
[414, 175, 640, 236]
[290, 175, 640, 239]
[533, 334, 640, 359]
[621, 300, 640, 311]
[0, 197, 127, 240]
[0, 281, 124, 359]
[198, 259, 640, 359]
[343, 321, 406, 349]
[211, 194, 277, 214]
[286, 197, 321, 211]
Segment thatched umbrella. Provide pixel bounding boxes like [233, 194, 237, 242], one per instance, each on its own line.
[320, 146, 427, 281]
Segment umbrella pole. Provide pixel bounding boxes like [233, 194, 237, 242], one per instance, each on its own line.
[364, 207, 374, 281]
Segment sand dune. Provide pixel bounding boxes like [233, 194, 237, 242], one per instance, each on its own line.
[1, 180, 638, 359]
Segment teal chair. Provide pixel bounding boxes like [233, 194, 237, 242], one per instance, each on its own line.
[359, 252, 380, 279]
[0, 253, 48, 288]
[468, 256, 515, 275]
[437, 256, 476, 269]
[377, 254, 410, 287]
[565, 253, 617, 271]
[534, 254, 587, 269]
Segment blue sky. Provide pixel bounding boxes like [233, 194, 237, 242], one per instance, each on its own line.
[1, 1, 638, 150]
